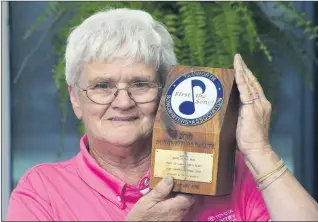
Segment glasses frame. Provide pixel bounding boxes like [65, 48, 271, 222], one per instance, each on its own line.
[75, 81, 164, 105]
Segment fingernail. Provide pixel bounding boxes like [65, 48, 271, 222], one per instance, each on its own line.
[164, 176, 173, 185]
[239, 55, 244, 66]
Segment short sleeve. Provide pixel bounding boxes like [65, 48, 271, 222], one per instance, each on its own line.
[234, 152, 271, 221]
[6, 167, 53, 221]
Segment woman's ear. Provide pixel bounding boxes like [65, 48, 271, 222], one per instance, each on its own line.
[68, 85, 83, 120]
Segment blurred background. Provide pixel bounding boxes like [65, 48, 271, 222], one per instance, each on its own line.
[2, 1, 318, 218]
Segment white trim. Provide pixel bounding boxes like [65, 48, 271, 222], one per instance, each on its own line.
[1, 1, 11, 219]
[140, 187, 150, 195]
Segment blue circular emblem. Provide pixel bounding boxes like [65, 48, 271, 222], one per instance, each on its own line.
[165, 71, 224, 126]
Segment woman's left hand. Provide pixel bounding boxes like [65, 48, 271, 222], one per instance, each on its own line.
[233, 54, 272, 156]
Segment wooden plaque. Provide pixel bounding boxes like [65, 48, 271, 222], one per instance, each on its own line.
[150, 65, 239, 196]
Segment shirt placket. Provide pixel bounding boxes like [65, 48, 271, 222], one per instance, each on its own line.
[120, 176, 151, 208]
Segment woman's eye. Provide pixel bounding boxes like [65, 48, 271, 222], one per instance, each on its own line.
[134, 82, 151, 88]
[94, 82, 111, 89]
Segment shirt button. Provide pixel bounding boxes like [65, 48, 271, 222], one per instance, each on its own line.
[144, 178, 149, 186]
[117, 196, 121, 202]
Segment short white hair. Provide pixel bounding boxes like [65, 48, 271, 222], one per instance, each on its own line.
[65, 8, 177, 86]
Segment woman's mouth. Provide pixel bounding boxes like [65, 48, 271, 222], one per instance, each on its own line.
[109, 117, 139, 121]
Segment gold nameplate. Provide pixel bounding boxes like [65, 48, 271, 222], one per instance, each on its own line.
[154, 149, 213, 183]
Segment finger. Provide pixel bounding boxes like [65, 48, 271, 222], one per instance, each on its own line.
[162, 193, 195, 218]
[146, 176, 174, 202]
[167, 193, 195, 209]
[238, 57, 263, 110]
[238, 55, 273, 118]
[233, 54, 253, 103]
[238, 54, 267, 102]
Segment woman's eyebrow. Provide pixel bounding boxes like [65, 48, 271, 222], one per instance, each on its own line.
[86, 74, 157, 85]
[128, 75, 156, 82]
[87, 77, 113, 85]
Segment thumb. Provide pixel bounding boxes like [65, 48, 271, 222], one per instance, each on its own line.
[146, 176, 174, 202]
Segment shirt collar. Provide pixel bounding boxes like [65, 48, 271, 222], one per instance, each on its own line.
[75, 135, 150, 209]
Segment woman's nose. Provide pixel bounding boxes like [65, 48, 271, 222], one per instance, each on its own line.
[111, 89, 135, 109]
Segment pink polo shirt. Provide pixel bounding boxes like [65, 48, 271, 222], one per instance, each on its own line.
[7, 135, 270, 221]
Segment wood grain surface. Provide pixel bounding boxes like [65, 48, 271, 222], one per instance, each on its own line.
[150, 65, 239, 196]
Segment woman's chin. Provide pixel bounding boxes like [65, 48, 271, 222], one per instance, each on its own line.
[105, 132, 141, 146]
[93, 121, 153, 146]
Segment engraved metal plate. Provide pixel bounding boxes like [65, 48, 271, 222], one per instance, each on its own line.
[154, 149, 213, 183]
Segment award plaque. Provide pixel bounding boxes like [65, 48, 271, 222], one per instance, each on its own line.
[150, 65, 239, 196]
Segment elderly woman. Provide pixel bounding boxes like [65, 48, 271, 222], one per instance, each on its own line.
[7, 8, 318, 221]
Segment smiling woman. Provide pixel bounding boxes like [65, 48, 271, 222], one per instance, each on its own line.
[6, 7, 318, 221]
[72, 60, 162, 153]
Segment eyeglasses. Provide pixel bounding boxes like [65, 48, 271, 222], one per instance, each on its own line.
[76, 81, 163, 105]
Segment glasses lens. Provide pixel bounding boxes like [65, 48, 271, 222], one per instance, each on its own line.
[87, 86, 116, 105]
[85, 82, 160, 104]
[130, 82, 160, 103]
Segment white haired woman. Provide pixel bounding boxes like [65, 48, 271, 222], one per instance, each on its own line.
[7, 8, 318, 221]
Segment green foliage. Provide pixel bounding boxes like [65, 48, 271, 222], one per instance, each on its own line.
[23, 2, 317, 153]
[23, 2, 61, 40]
[276, 2, 318, 42]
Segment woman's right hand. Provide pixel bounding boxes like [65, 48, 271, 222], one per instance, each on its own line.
[126, 177, 195, 221]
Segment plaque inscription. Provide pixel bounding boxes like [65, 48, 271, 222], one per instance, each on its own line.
[154, 149, 213, 183]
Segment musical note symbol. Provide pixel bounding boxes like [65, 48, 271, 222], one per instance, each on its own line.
[179, 79, 206, 115]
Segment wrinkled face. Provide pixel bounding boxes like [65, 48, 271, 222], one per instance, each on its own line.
[69, 58, 160, 146]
